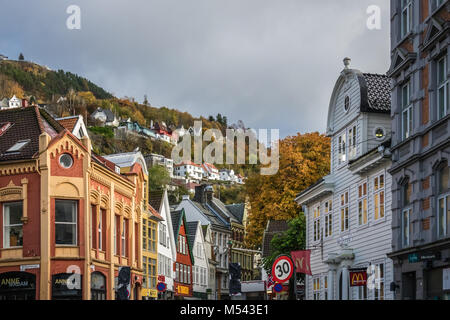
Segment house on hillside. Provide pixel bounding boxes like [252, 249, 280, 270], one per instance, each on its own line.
[295, 59, 394, 300]
[174, 161, 204, 183]
[0, 54, 8, 61]
[90, 108, 119, 127]
[202, 163, 220, 181]
[145, 153, 174, 178]
[0, 95, 22, 110]
[56, 115, 89, 140]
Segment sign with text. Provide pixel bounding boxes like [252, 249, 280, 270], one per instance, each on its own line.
[290, 250, 312, 275]
[271, 256, 294, 283]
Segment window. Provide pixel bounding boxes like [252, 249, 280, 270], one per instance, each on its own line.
[59, 154, 74, 169]
[159, 223, 167, 247]
[149, 221, 156, 253]
[338, 132, 347, 165]
[340, 191, 349, 232]
[143, 219, 147, 251]
[55, 200, 77, 245]
[3, 202, 23, 248]
[358, 284, 368, 300]
[149, 258, 157, 288]
[437, 55, 449, 120]
[401, 81, 413, 140]
[122, 219, 127, 257]
[313, 278, 321, 300]
[114, 215, 120, 255]
[6, 139, 30, 153]
[358, 182, 368, 226]
[175, 263, 179, 281]
[437, 163, 449, 238]
[324, 200, 333, 238]
[98, 209, 106, 251]
[402, 180, 412, 247]
[344, 96, 350, 112]
[432, 0, 446, 11]
[401, 0, 412, 38]
[373, 174, 385, 221]
[374, 127, 386, 140]
[374, 263, 385, 300]
[313, 205, 321, 242]
[348, 125, 357, 159]
[324, 276, 328, 300]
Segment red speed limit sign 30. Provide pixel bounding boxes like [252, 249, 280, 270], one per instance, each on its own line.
[271, 255, 294, 283]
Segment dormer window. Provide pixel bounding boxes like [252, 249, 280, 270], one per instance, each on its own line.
[6, 139, 30, 153]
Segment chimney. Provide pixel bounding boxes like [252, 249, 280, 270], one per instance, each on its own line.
[193, 184, 214, 204]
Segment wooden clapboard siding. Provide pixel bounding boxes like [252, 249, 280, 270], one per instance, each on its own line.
[302, 68, 393, 300]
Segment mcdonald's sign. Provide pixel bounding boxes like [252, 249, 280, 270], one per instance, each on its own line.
[349, 270, 367, 287]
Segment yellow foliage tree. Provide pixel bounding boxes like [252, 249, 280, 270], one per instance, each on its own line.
[245, 132, 330, 249]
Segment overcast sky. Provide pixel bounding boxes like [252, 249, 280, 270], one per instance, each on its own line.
[0, 0, 390, 138]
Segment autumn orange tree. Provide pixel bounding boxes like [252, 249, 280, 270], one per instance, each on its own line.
[245, 132, 330, 249]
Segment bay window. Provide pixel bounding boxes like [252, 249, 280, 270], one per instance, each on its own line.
[55, 200, 77, 245]
[3, 202, 23, 248]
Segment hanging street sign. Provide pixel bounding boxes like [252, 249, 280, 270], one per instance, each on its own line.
[271, 255, 294, 283]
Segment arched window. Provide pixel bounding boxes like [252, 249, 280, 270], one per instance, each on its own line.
[437, 162, 449, 238]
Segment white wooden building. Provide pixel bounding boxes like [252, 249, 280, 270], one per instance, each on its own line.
[295, 58, 394, 300]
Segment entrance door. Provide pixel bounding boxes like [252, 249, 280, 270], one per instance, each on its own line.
[402, 272, 416, 300]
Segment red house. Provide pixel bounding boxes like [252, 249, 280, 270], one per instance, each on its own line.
[170, 208, 194, 299]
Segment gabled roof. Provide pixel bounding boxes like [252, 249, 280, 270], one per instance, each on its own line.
[56, 115, 80, 132]
[225, 203, 245, 224]
[93, 108, 116, 122]
[149, 190, 164, 212]
[102, 151, 148, 173]
[0, 106, 64, 162]
[148, 203, 164, 221]
[186, 221, 199, 251]
[261, 220, 289, 258]
[171, 208, 194, 264]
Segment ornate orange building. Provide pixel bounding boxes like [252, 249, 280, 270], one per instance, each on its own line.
[0, 105, 147, 300]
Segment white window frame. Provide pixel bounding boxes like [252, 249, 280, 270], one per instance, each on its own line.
[337, 132, 347, 165]
[55, 200, 77, 246]
[401, 81, 413, 140]
[373, 172, 386, 222]
[402, 207, 412, 247]
[373, 262, 385, 301]
[324, 200, 333, 238]
[313, 277, 321, 300]
[340, 191, 349, 233]
[121, 219, 127, 257]
[437, 55, 449, 120]
[357, 180, 368, 226]
[3, 202, 23, 249]
[401, 0, 412, 38]
[348, 125, 357, 160]
[313, 204, 321, 242]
